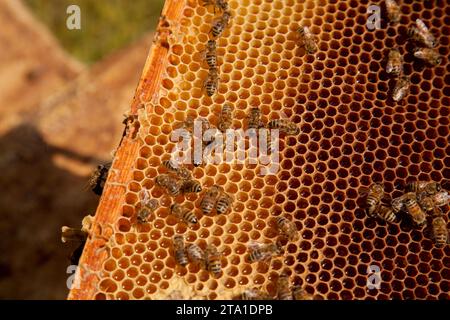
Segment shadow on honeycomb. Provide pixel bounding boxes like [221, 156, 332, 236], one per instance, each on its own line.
[76, 0, 449, 300]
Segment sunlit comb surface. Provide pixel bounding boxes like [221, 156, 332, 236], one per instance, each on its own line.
[70, 0, 449, 300]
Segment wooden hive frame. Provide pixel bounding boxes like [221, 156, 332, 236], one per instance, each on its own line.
[68, 0, 186, 300]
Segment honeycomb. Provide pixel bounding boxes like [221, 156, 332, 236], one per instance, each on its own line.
[69, 0, 450, 300]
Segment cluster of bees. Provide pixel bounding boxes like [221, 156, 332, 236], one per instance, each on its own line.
[201, 0, 232, 96]
[237, 217, 315, 300]
[132, 157, 234, 277]
[384, 0, 441, 101]
[173, 235, 222, 277]
[366, 181, 449, 247]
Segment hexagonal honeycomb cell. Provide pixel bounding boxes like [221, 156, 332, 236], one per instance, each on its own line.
[69, 0, 450, 300]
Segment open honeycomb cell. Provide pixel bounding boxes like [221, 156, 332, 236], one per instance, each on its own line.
[70, 0, 449, 300]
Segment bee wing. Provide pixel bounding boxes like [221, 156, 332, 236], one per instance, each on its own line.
[358, 186, 370, 197]
[247, 241, 264, 251]
[415, 19, 429, 33]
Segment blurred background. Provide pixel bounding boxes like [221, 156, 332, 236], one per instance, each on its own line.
[0, 0, 164, 299]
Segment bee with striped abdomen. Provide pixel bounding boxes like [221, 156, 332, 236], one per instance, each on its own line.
[385, 0, 400, 24]
[403, 192, 427, 227]
[210, 10, 232, 38]
[155, 174, 181, 196]
[413, 48, 442, 66]
[200, 185, 223, 214]
[297, 25, 318, 54]
[205, 244, 222, 277]
[186, 243, 205, 267]
[247, 107, 265, 130]
[181, 179, 203, 194]
[431, 213, 449, 248]
[406, 181, 441, 195]
[392, 75, 410, 102]
[215, 190, 233, 214]
[204, 67, 220, 97]
[202, 0, 229, 13]
[247, 241, 283, 263]
[373, 205, 397, 224]
[277, 273, 293, 300]
[365, 183, 384, 216]
[276, 216, 299, 241]
[218, 103, 233, 132]
[173, 235, 189, 267]
[203, 40, 217, 69]
[408, 19, 437, 48]
[170, 203, 198, 225]
[386, 48, 403, 76]
[268, 119, 300, 135]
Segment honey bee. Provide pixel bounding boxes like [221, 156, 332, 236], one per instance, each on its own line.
[137, 190, 159, 223]
[218, 103, 233, 132]
[204, 67, 220, 97]
[247, 241, 283, 263]
[155, 174, 181, 196]
[186, 243, 205, 266]
[215, 190, 233, 214]
[431, 214, 449, 248]
[413, 48, 442, 66]
[408, 19, 437, 48]
[297, 25, 318, 54]
[181, 179, 203, 194]
[210, 10, 232, 38]
[374, 205, 397, 224]
[276, 216, 298, 241]
[385, 0, 400, 24]
[366, 183, 384, 216]
[391, 194, 406, 214]
[203, 40, 217, 69]
[431, 191, 449, 207]
[292, 285, 314, 300]
[403, 192, 427, 227]
[137, 207, 153, 224]
[173, 235, 188, 267]
[88, 162, 112, 195]
[205, 244, 222, 277]
[162, 159, 192, 180]
[268, 119, 300, 135]
[277, 273, 293, 300]
[170, 203, 198, 224]
[200, 185, 223, 214]
[406, 181, 441, 195]
[386, 48, 403, 76]
[202, 0, 228, 13]
[392, 75, 410, 102]
[241, 288, 272, 300]
[417, 196, 435, 213]
[247, 107, 264, 130]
